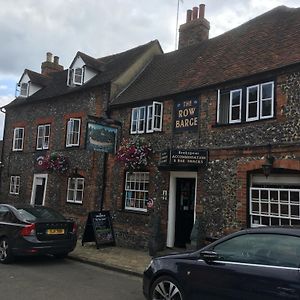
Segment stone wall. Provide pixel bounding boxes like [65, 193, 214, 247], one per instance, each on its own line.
[1, 87, 107, 232]
[105, 66, 300, 248]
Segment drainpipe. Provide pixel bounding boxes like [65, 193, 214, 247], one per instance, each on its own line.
[0, 107, 7, 193]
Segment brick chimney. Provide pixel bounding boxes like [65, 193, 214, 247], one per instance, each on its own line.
[41, 52, 64, 76]
[178, 4, 210, 49]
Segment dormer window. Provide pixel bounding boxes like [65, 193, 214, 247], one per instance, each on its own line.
[16, 82, 29, 98]
[74, 68, 83, 85]
[67, 67, 84, 86]
[20, 83, 29, 97]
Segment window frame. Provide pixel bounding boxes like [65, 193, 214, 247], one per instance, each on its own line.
[66, 118, 81, 147]
[36, 124, 51, 150]
[131, 106, 146, 134]
[229, 89, 242, 124]
[20, 82, 29, 97]
[12, 127, 24, 151]
[131, 102, 163, 134]
[260, 81, 274, 119]
[10, 176, 20, 195]
[153, 101, 163, 131]
[124, 172, 149, 212]
[246, 84, 260, 122]
[250, 186, 300, 227]
[67, 177, 84, 204]
[217, 81, 275, 125]
[73, 67, 84, 85]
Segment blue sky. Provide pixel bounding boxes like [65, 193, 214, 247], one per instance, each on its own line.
[0, 0, 299, 139]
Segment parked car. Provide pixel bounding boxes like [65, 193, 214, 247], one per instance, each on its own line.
[0, 204, 77, 264]
[143, 227, 300, 300]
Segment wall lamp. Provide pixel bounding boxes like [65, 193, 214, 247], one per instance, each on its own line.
[262, 144, 275, 178]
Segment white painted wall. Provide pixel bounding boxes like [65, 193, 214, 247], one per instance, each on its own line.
[84, 67, 97, 83]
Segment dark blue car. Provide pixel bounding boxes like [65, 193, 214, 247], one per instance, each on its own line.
[143, 227, 300, 299]
[0, 204, 77, 263]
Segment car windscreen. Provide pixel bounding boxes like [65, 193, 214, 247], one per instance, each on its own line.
[17, 207, 66, 222]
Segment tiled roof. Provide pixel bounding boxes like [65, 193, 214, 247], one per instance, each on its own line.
[25, 69, 50, 87]
[113, 6, 300, 106]
[77, 51, 105, 72]
[6, 40, 159, 108]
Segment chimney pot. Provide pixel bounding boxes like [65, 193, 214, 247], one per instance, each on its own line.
[46, 52, 53, 62]
[54, 56, 59, 65]
[199, 4, 205, 19]
[178, 4, 210, 49]
[186, 9, 192, 23]
[192, 7, 198, 20]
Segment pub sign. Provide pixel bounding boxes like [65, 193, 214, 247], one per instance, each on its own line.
[159, 149, 208, 168]
[174, 98, 199, 131]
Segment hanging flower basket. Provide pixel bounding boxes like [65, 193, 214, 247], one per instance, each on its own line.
[116, 138, 152, 170]
[39, 153, 70, 174]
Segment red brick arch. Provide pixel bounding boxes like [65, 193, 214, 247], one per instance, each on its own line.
[236, 159, 300, 225]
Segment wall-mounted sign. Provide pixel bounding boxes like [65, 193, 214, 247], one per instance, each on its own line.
[174, 98, 199, 131]
[86, 123, 118, 153]
[159, 149, 208, 168]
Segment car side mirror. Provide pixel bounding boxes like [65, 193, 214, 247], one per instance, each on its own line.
[199, 250, 219, 262]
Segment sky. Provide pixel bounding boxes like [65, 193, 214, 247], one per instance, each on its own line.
[0, 0, 299, 139]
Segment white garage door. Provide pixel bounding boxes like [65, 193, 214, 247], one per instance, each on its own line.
[250, 174, 300, 227]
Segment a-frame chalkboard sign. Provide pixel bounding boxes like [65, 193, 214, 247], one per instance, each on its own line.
[82, 211, 115, 248]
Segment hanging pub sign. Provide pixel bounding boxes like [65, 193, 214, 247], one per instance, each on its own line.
[82, 211, 115, 248]
[159, 149, 208, 168]
[86, 122, 118, 153]
[174, 98, 199, 131]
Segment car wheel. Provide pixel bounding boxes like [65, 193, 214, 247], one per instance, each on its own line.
[0, 237, 14, 264]
[150, 275, 184, 300]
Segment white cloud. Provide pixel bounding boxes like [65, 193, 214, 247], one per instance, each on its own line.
[0, 0, 298, 79]
[0, 85, 7, 90]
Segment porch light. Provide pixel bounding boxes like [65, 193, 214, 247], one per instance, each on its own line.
[262, 144, 275, 178]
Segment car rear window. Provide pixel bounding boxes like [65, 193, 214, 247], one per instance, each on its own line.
[17, 207, 66, 222]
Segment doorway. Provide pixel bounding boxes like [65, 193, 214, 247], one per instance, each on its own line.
[30, 174, 48, 206]
[175, 178, 195, 247]
[167, 172, 197, 248]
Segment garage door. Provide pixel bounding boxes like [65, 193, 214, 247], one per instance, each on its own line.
[250, 174, 300, 227]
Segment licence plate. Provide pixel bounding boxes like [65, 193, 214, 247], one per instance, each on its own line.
[46, 229, 65, 235]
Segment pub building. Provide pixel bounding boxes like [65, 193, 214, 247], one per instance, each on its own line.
[104, 5, 300, 250]
[1, 4, 300, 251]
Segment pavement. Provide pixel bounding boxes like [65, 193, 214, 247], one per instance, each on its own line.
[68, 240, 153, 277]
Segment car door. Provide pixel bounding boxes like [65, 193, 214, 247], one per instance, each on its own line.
[186, 233, 300, 299]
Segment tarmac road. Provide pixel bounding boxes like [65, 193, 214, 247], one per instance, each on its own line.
[0, 256, 144, 300]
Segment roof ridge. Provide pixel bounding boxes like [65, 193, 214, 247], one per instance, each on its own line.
[97, 40, 159, 62]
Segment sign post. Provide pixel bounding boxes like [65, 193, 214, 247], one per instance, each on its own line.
[82, 211, 115, 248]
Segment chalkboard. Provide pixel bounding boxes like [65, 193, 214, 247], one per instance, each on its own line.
[82, 211, 115, 248]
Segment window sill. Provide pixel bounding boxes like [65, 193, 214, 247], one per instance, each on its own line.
[213, 116, 276, 128]
[66, 201, 83, 205]
[118, 209, 149, 216]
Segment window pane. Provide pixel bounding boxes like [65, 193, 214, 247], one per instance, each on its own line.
[261, 100, 272, 117]
[261, 83, 272, 99]
[231, 91, 240, 106]
[248, 103, 257, 118]
[218, 92, 229, 124]
[248, 87, 258, 102]
[231, 106, 240, 120]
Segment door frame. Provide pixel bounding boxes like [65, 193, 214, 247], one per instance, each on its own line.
[167, 171, 197, 248]
[30, 174, 48, 206]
